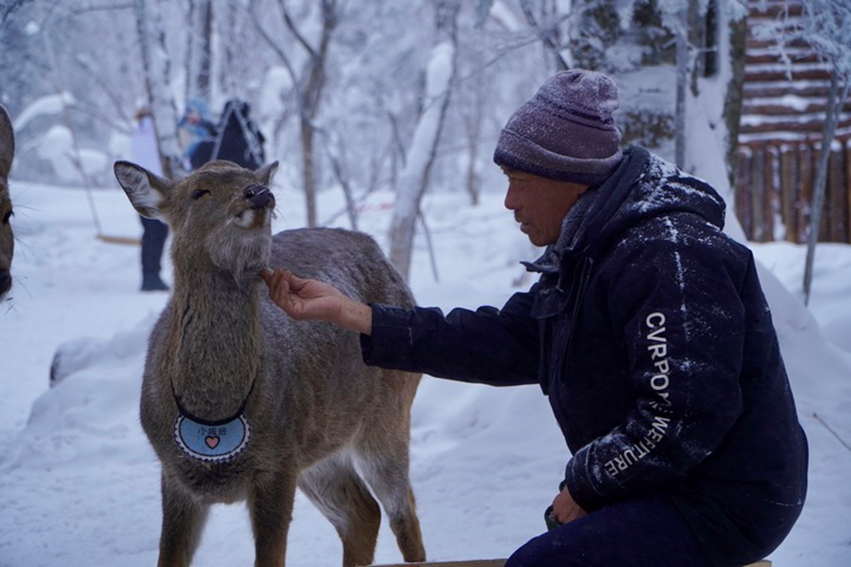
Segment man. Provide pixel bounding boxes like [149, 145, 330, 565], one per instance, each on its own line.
[261, 70, 807, 567]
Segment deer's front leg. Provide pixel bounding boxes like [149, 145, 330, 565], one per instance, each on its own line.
[249, 468, 298, 567]
[157, 472, 210, 567]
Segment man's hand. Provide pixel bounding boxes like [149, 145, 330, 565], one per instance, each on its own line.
[260, 268, 373, 334]
[552, 485, 588, 525]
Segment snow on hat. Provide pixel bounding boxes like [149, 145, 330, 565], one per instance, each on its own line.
[493, 69, 623, 185]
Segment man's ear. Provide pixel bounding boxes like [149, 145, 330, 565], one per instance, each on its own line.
[255, 161, 279, 187]
[114, 160, 170, 220]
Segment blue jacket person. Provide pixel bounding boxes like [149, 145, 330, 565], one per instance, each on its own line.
[261, 70, 807, 567]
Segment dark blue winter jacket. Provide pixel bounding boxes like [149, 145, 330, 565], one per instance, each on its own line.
[361, 146, 807, 566]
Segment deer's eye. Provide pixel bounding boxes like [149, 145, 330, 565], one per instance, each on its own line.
[2, 209, 12, 224]
[191, 189, 210, 200]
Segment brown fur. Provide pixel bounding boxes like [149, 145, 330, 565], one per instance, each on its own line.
[0, 104, 15, 300]
[114, 159, 425, 567]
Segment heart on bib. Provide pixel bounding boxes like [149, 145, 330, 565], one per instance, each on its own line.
[205, 436, 220, 449]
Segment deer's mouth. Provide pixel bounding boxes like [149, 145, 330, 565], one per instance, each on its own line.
[234, 205, 274, 229]
[235, 186, 276, 229]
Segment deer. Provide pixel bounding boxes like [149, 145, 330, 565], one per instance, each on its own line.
[0, 104, 14, 301]
[113, 158, 425, 567]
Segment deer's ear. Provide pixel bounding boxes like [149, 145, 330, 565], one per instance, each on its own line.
[114, 160, 170, 220]
[0, 105, 14, 179]
[255, 161, 278, 187]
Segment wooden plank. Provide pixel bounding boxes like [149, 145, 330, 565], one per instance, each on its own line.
[742, 100, 828, 116]
[749, 0, 803, 18]
[741, 115, 851, 136]
[371, 560, 506, 567]
[371, 559, 771, 567]
[743, 82, 834, 99]
[745, 51, 820, 65]
[743, 66, 832, 82]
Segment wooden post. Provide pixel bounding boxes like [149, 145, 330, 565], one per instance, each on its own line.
[765, 144, 779, 241]
[798, 142, 813, 243]
[780, 143, 798, 241]
[752, 145, 766, 241]
[847, 138, 851, 243]
[815, 141, 831, 242]
[735, 146, 753, 239]
[829, 143, 847, 242]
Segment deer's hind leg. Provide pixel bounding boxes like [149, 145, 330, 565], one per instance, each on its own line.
[354, 376, 426, 563]
[157, 472, 210, 567]
[298, 453, 381, 567]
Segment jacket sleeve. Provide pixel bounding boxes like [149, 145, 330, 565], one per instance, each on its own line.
[564, 226, 750, 511]
[360, 289, 541, 386]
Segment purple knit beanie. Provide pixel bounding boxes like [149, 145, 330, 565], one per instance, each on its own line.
[493, 69, 623, 185]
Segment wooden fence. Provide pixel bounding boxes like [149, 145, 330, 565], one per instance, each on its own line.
[734, 138, 850, 243]
[733, 0, 851, 244]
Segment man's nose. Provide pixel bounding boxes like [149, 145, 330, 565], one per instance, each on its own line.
[504, 185, 519, 210]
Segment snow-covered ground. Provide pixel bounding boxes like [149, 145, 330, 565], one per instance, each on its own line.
[0, 178, 849, 566]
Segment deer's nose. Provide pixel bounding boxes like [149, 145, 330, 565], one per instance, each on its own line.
[244, 185, 275, 209]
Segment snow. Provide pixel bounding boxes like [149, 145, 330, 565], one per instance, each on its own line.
[1, 173, 850, 567]
[33, 125, 111, 185]
[11, 93, 76, 132]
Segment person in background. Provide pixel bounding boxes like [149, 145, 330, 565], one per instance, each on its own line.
[211, 98, 266, 170]
[260, 70, 808, 567]
[177, 97, 217, 171]
[179, 98, 265, 171]
[130, 106, 169, 292]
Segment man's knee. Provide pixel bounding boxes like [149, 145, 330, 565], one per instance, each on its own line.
[505, 529, 585, 567]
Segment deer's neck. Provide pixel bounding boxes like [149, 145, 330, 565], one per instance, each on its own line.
[164, 268, 264, 422]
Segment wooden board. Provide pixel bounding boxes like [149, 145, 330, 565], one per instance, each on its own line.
[96, 234, 141, 246]
[371, 559, 771, 567]
[370, 560, 506, 567]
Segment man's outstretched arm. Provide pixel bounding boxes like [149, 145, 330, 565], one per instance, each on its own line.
[260, 268, 373, 335]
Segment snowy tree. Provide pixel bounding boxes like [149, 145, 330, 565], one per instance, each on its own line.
[185, 0, 212, 102]
[388, 0, 460, 281]
[250, 0, 339, 228]
[134, 0, 182, 180]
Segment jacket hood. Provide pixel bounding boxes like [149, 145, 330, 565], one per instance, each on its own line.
[564, 146, 727, 258]
[524, 147, 727, 318]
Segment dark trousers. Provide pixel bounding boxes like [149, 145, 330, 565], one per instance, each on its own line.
[140, 216, 168, 277]
[506, 496, 710, 567]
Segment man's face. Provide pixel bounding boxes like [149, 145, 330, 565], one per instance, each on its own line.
[502, 168, 589, 247]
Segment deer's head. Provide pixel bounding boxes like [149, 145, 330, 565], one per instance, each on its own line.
[0, 105, 15, 301]
[114, 159, 279, 286]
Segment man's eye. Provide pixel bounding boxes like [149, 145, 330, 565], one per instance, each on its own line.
[191, 189, 210, 200]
